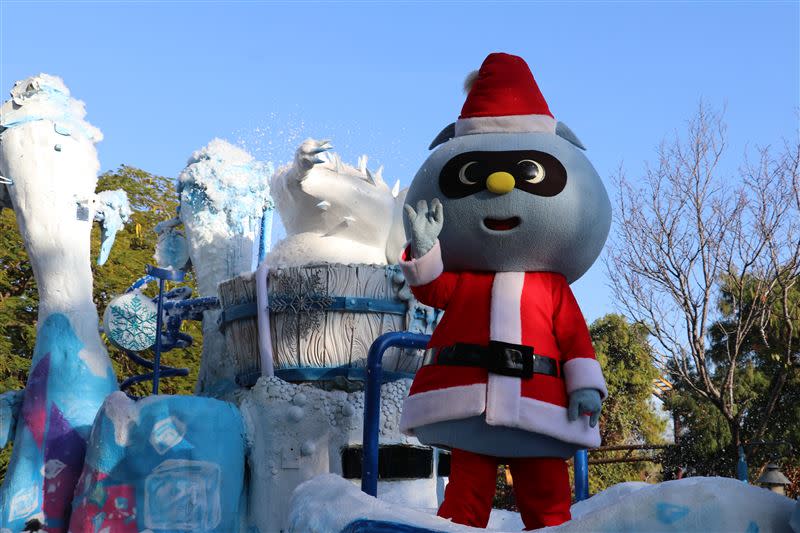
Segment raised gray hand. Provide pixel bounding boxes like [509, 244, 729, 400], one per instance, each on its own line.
[294, 138, 333, 178]
[567, 388, 603, 428]
[404, 198, 443, 258]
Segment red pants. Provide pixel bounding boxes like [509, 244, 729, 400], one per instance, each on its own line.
[437, 448, 571, 530]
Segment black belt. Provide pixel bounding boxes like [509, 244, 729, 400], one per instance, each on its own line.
[430, 342, 560, 379]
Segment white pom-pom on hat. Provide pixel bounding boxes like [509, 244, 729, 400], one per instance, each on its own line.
[463, 70, 479, 93]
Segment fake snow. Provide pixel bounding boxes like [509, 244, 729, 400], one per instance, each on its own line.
[288, 474, 796, 533]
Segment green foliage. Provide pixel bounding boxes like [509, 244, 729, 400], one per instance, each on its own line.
[91, 165, 203, 398]
[663, 276, 800, 487]
[588, 314, 666, 492]
[0, 165, 204, 479]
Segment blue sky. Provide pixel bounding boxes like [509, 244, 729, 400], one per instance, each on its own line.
[2, 1, 798, 322]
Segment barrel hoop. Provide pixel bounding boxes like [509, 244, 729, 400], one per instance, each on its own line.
[218, 301, 259, 331]
[269, 295, 407, 316]
[236, 366, 415, 387]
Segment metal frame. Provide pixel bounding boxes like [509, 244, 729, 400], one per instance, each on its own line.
[361, 331, 431, 496]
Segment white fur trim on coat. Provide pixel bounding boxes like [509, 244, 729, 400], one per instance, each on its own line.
[516, 397, 602, 449]
[489, 272, 525, 344]
[399, 383, 486, 435]
[563, 357, 608, 400]
[485, 374, 521, 427]
[398, 240, 444, 287]
[455, 114, 557, 137]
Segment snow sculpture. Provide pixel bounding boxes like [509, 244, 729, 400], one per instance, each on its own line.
[69, 392, 247, 533]
[0, 75, 123, 532]
[176, 138, 273, 396]
[268, 139, 406, 267]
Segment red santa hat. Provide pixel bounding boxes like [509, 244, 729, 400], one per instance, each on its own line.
[455, 53, 556, 137]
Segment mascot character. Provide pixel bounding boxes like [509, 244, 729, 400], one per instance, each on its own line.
[398, 52, 611, 529]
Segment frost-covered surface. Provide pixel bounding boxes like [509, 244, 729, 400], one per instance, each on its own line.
[0, 74, 119, 531]
[153, 217, 190, 270]
[241, 376, 438, 532]
[289, 475, 796, 533]
[93, 189, 131, 265]
[0, 74, 102, 142]
[69, 392, 247, 533]
[268, 138, 407, 267]
[177, 138, 273, 396]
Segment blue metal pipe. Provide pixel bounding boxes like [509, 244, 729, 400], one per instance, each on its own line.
[152, 277, 165, 394]
[361, 331, 431, 497]
[574, 449, 589, 501]
[737, 445, 748, 482]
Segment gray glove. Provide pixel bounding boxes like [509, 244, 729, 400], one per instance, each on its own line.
[568, 388, 603, 427]
[403, 198, 444, 258]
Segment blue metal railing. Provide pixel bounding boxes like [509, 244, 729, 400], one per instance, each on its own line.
[361, 331, 431, 496]
[574, 449, 589, 501]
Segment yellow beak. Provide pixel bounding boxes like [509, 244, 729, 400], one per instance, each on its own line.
[486, 171, 516, 195]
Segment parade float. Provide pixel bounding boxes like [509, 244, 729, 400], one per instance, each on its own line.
[0, 74, 796, 533]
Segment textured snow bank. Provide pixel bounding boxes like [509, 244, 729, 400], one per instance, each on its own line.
[288, 474, 796, 533]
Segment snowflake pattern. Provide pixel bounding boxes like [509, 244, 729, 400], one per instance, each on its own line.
[269, 271, 333, 339]
[105, 293, 158, 351]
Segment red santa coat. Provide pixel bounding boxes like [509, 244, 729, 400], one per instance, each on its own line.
[399, 241, 608, 449]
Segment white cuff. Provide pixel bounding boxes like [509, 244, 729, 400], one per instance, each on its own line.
[398, 240, 444, 287]
[563, 357, 608, 400]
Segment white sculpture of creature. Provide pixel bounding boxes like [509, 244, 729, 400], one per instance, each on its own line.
[0, 74, 124, 530]
[268, 139, 407, 267]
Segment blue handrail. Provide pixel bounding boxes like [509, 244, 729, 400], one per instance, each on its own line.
[361, 331, 431, 497]
[574, 449, 589, 501]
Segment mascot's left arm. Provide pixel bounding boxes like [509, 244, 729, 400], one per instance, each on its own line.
[553, 276, 607, 427]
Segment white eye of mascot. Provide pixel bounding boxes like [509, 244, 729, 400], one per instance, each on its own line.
[398, 52, 611, 530]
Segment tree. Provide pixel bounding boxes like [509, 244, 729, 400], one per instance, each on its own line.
[663, 276, 800, 495]
[607, 104, 800, 470]
[588, 314, 666, 492]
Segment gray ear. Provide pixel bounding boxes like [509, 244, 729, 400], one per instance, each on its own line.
[556, 122, 586, 150]
[428, 123, 456, 150]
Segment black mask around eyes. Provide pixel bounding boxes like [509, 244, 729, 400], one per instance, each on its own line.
[438, 150, 567, 199]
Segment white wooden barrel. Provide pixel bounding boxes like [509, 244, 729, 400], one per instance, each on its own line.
[218, 263, 439, 386]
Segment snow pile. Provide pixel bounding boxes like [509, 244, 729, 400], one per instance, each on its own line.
[0, 73, 102, 143]
[288, 474, 796, 533]
[268, 138, 407, 267]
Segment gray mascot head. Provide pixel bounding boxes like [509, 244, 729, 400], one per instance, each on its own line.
[404, 53, 611, 283]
